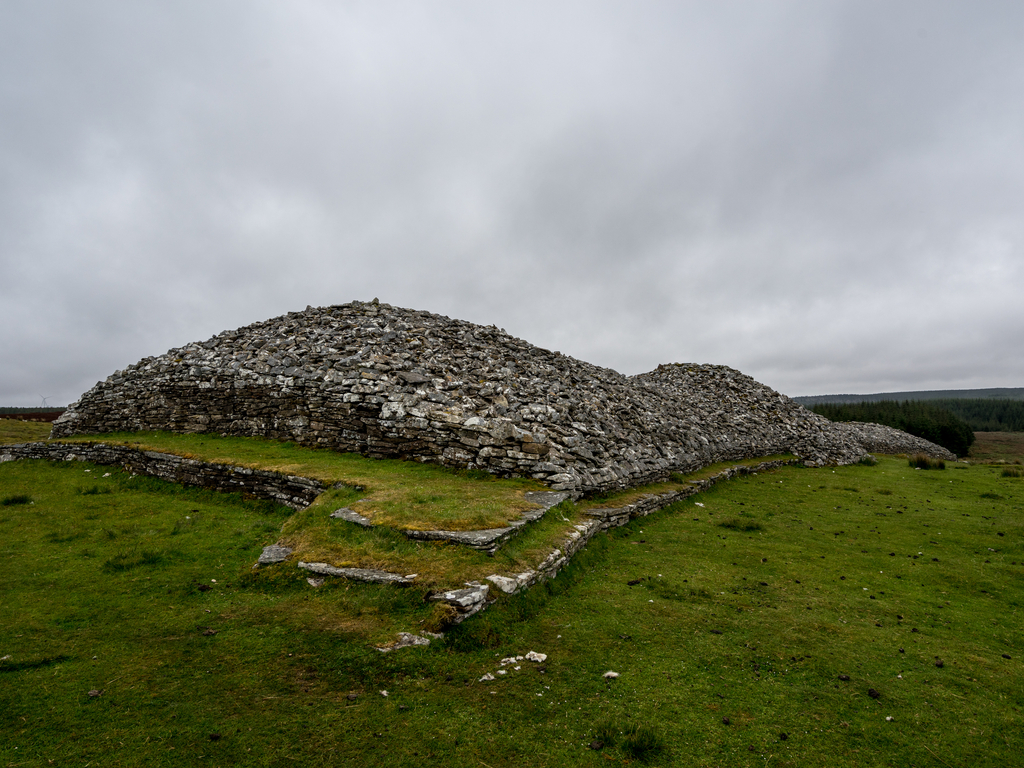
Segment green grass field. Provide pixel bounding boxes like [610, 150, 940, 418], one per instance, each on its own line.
[2, 443, 1022, 767]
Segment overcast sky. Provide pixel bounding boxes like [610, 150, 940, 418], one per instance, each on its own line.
[2, 1, 1023, 406]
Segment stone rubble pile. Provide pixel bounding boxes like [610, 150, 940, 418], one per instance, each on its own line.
[833, 422, 956, 460]
[52, 300, 950, 494]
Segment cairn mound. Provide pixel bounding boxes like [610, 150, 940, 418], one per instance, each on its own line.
[52, 300, 938, 493]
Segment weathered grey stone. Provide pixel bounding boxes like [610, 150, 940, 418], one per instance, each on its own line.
[257, 544, 292, 565]
[377, 632, 431, 652]
[329, 508, 373, 526]
[428, 582, 489, 621]
[297, 561, 414, 585]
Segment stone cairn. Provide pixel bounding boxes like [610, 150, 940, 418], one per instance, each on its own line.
[51, 300, 952, 493]
[38, 300, 956, 627]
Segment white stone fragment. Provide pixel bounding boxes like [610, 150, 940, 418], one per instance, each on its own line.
[603, 671, 620, 679]
[525, 651, 547, 663]
[479, 673, 495, 682]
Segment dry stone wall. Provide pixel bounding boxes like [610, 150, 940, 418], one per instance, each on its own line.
[0, 442, 324, 509]
[52, 300, 949, 494]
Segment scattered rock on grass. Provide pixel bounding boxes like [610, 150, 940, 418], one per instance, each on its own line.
[377, 632, 431, 653]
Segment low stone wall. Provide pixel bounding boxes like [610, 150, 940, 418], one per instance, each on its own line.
[483, 459, 795, 598]
[0, 442, 325, 509]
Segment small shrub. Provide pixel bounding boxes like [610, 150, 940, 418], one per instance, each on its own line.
[621, 723, 666, 763]
[1002, 467, 1023, 478]
[909, 454, 945, 470]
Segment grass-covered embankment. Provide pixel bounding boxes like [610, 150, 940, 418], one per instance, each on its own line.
[1, 452, 1022, 766]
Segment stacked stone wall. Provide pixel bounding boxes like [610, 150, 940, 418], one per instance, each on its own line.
[0, 442, 323, 509]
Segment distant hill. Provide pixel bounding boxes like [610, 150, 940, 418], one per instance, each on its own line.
[797, 390, 1024, 433]
[0, 407, 67, 423]
[794, 388, 1024, 406]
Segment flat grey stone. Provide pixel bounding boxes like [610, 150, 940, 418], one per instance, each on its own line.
[330, 507, 373, 526]
[297, 561, 413, 585]
[521, 491, 571, 521]
[429, 582, 489, 619]
[405, 527, 513, 547]
[257, 544, 292, 565]
[377, 632, 431, 652]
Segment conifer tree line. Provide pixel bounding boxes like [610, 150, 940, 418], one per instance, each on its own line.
[924, 398, 1024, 432]
[810, 400, 976, 457]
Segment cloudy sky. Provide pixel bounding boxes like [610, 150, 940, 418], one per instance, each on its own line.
[2, 1, 1023, 406]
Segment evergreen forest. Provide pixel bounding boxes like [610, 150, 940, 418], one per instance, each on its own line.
[809, 400, 976, 457]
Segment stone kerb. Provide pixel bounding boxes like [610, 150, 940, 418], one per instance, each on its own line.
[483, 458, 796, 599]
[0, 442, 324, 509]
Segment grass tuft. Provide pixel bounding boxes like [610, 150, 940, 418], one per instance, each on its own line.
[1, 493, 32, 506]
[621, 723, 667, 763]
[1002, 467, 1023, 478]
[593, 719, 619, 747]
[79, 485, 111, 495]
[422, 602, 459, 633]
[718, 516, 764, 532]
[909, 453, 946, 470]
[100, 548, 166, 573]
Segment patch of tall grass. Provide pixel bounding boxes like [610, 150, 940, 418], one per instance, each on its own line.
[909, 453, 946, 470]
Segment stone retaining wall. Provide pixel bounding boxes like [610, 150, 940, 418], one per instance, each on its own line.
[0, 442, 324, 509]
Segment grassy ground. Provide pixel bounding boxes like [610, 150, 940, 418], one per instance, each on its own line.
[1, 423, 796, 584]
[53, 430, 548, 532]
[970, 432, 1024, 463]
[2, 453, 1021, 766]
[0, 419, 51, 444]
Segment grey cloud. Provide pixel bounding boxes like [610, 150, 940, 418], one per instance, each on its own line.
[2, 1, 1023, 406]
